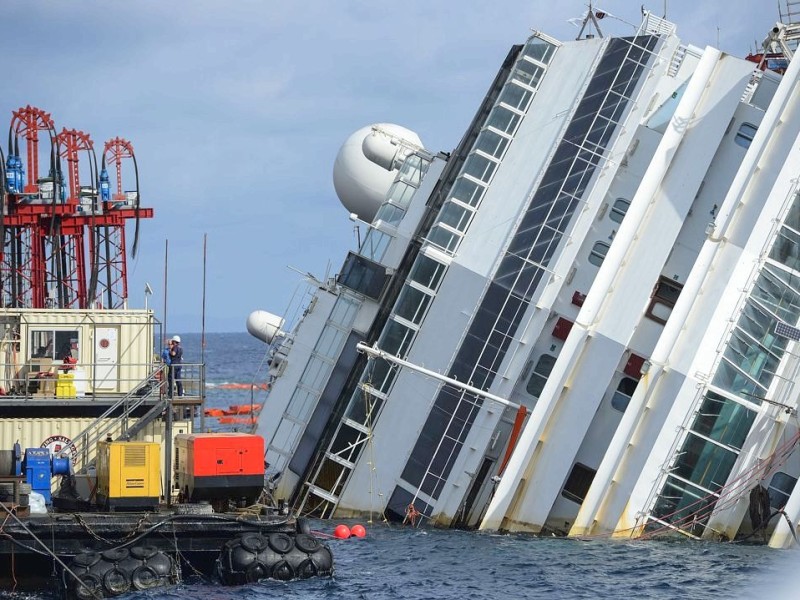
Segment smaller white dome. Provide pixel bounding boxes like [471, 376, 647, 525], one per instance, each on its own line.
[246, 310, 284, 344]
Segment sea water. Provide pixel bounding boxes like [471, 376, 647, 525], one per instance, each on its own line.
[3, 333, 798, 599]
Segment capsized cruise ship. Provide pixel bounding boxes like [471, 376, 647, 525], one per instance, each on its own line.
[250, 7, 800, 546]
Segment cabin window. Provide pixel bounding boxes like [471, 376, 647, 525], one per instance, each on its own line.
[475, 128, 511, 159]
[497, 82, 534, 112]
[588, 241, 610, 266]
[526, 354, 556, 397]
[735, 122, 757, 148]
[439, 200, 475, 233]
[611, 377, 638, 412]
[337, 252, 389, 300]
[562, 463, 596, 504]
[486, 105, 522, 136]
[449, 176, 486, 208]
[463, 152, 499, 184]
[609, 197, 630, 223]
[645, 276, 683, 325]
[394, 285, 432, 326]
[30, 329, 79, 361]
[522, 36, 556, 66]
[768, 472, 797, 510]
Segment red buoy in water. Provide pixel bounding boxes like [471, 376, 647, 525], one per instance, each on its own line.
[333, 524, 351, 539]
[351, 524, 366, 538]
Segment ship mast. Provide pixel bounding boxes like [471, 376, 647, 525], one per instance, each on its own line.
[575, 1, 604, 40]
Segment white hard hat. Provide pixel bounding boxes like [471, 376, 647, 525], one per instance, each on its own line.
[171, 335, 181, 343]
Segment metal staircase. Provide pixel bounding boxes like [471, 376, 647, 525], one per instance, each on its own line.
[68, 363, 170, 475]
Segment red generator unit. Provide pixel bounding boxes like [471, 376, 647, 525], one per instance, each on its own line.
[174, 433, 265, 507]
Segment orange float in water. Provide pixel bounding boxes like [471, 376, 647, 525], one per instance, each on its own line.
[333, 524, 351, 539]
[350, 524, 366, 538]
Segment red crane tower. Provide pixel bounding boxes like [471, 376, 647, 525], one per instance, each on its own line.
[93, 137, 150, 309]
[1, 105, 61, 308]
[1, 106, 153, 310]
[53, 127, 95, 308]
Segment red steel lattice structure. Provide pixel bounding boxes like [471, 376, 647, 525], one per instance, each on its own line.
[0, 106, 152, 310]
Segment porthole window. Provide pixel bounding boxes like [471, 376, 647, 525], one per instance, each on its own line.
[588, 241, 610, 266]
[735, 123, 757, 148]
[610, 198, 630, 224]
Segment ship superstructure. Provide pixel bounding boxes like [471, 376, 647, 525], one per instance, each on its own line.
[254, 9, 800, 545]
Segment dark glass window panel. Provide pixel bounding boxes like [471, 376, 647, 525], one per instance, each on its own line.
[561, 463, 597, 504]
[610, 198, 630, 223]
[651, 475, 716, 532]
[347, 387, 384, 424]
[475, 128, 510, 159]
[328, 424, 362, 459]
[526, 354, 556, 397]
[380, 319, 414, 357]
[498, 82, 533, 111]
[410, 254, 447, 291]
[521, 38, 556, 65]
[735, 123, 757, 148]
[486, 106, 521, 135]
[672, 432, 739, 492]
[784, 193, 800, 231]
[690, 391, 756, 450]
[463, 153, 498, 183]
[395, 285, 432, 325]
[589, 241, 610, 266]
[611, 376, 638, 412]
[768, 472, 797, 509]
[337, 252, 389, 299]
[511, 59, 544, 87]
[428, 224, 460, 252]
[449, 176, 485, 207]
[439, 201, 473, 232]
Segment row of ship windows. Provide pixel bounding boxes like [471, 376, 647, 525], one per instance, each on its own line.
[561, 461, 795, 509]
[526, 352, 638, 413]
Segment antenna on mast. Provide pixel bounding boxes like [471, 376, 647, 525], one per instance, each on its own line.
[575, 1, 604, 40]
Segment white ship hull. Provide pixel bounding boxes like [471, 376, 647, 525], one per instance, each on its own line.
[254, 11, 800, 546]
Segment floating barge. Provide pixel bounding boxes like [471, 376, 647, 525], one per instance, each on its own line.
[0, 507, 333, 596]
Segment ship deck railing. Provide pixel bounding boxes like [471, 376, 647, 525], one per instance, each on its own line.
[0, 360, 205, 405]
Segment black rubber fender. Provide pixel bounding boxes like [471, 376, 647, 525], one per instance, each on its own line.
[270, 559, 295, 581]
[72, 573, 102, 600]
[146, 551, 175, 577]
[294, 533, 322, 554]
[131, 565, 160, 590]
[240, 532, 269, 552]
[245, 560, 270, 583]
[130, 544, 159, 560]
[268, 532, 294, 554]
[296, 517, 311, 535]
[228, 544, 258, 572]
[72, 551, 101, 568]
[102, 567, 131, 595]
[101, 547, 129, 562]
[295, 558, 319, 579]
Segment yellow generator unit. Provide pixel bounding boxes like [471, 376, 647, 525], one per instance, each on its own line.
[96, 441, 161, 511]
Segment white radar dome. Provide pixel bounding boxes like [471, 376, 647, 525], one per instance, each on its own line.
[332, 123, 423, 223]
[246, 310, 284, 344]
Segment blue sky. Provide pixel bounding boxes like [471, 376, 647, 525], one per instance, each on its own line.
[0, 1, 778, 333]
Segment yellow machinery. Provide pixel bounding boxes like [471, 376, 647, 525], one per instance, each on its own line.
[96, 441, 160, 511]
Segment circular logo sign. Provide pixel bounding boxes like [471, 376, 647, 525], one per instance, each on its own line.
[41, 435, 78, 462]
[99, 338, 110, 349]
